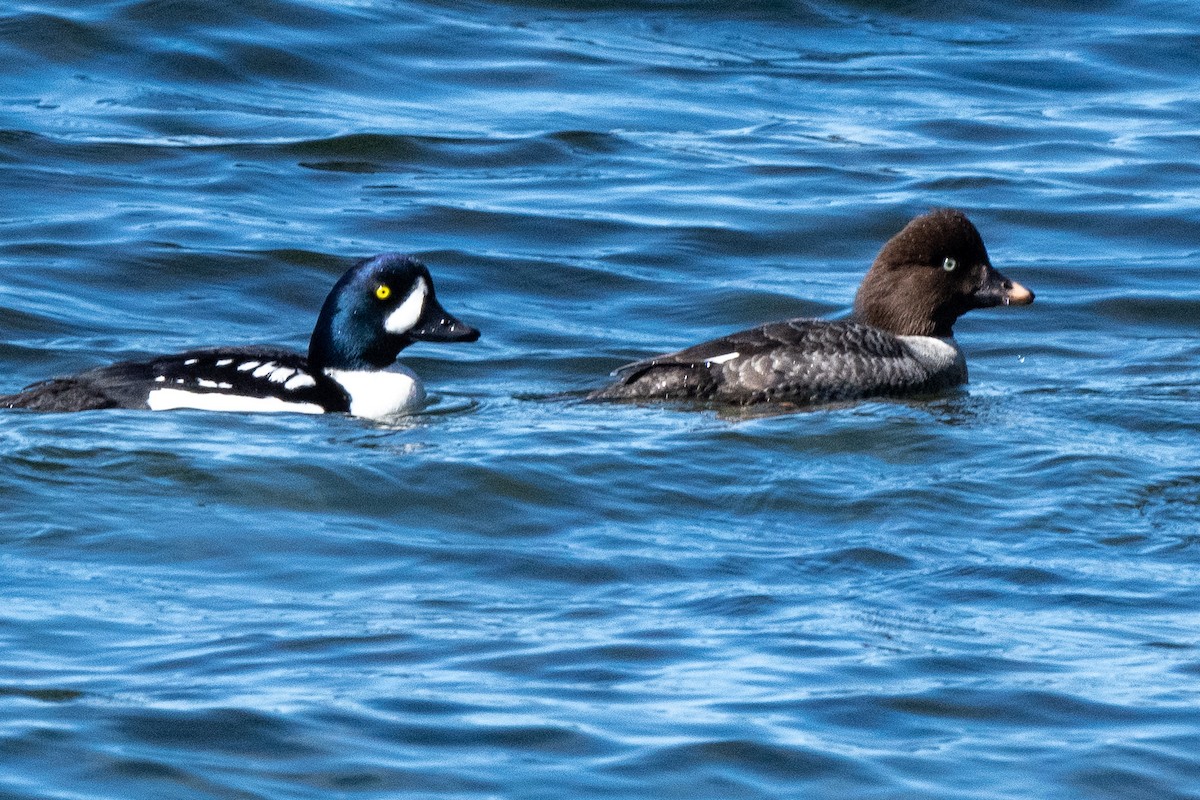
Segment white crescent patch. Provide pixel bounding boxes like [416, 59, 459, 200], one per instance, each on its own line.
[384, 278, 428, 335]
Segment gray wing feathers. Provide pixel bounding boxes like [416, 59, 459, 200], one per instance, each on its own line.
[591, 319, 962, 404]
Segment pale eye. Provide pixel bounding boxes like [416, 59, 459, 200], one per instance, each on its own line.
[942, 257, 957, 272]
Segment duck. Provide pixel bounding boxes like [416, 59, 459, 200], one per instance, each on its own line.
[588, 209, 1033, 406]
[1, 253, 480, 420]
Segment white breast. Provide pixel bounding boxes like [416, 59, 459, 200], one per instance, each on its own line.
[325, 364, 427, 420]
[897, 335, 966, 376]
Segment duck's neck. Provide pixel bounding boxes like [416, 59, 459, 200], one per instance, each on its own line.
[853, 271, 956, 338]
[308, 320, 403, 372]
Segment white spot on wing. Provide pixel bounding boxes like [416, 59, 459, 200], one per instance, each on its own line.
[252, 363, 276, 378]
[706, 352, 740, 365]
[197, 379, 219, 389]
[267, 367, 296, 383]
[284, 374, 317, 390]
[184, 358, 198, 366]
[384, 278, 428, 335]
[146, 388, 324, 415]
[237, 361, 260, 372]
[155, 376, 166, 383]
[216, 359, 233, 367]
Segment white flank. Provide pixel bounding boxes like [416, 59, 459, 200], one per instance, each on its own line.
[237, 361, 260, 372]
[284, 374, 317, 390]
[897, 336, 966, 374]
[146, 388, 324, 414]
[215, 358, 233, 367]
[252, 363, 276, 378]
[267, 367, 296, 383]
[706, 351, 740, 365]
[326, 365, 425, 420]
[384, 278, 428, 335]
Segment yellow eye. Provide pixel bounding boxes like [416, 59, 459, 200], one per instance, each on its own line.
[375, 284, 391, 300]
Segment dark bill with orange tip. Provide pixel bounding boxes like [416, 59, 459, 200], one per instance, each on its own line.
[975, 264, 1035, 308]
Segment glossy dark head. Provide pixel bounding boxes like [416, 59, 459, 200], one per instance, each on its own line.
[852, 209, 1034, 338]
[308, 253, 479, 371]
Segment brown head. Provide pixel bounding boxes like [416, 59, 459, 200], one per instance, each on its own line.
[852, 209, 1034, 338]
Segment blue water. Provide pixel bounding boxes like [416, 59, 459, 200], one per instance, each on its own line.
[2, 1, 1199, 797]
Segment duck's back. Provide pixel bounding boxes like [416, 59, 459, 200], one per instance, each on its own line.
[589, 319, 966, 405]
[1, 346, 344, 413]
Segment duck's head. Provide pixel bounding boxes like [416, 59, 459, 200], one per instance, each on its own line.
[852, 209, 1034, 338]
[308, 253, 479, 371]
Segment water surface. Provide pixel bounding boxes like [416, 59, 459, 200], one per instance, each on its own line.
[1, 1, 1198, 798]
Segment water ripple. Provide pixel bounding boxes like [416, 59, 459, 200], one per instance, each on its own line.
[2, 0, 1200, 798]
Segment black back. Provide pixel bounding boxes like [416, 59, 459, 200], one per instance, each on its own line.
[1, 347, 349, 412]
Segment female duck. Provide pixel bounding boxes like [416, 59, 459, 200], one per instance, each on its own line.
[589, 209, 1033, 406]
